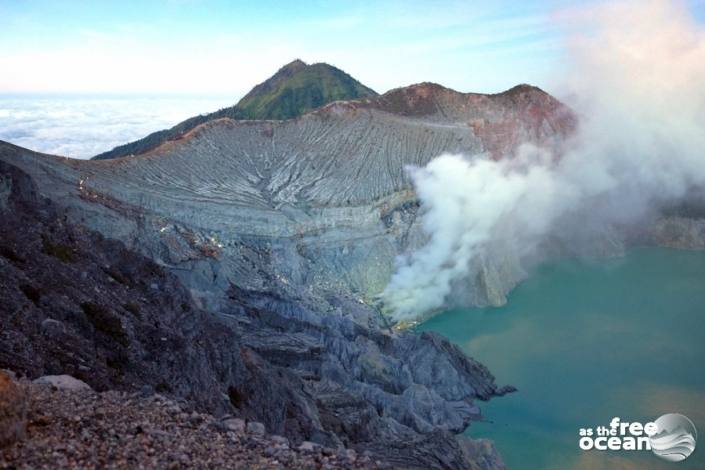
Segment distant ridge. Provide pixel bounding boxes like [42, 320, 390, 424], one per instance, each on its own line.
[92, 60, 378, 160]
[92, 60, 571, 162]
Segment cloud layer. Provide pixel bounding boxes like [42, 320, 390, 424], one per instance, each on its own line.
[0, 96, 229, 159]
[382, 0, 705, 321]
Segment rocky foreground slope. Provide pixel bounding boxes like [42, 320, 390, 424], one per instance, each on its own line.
[0, 158, 510, 468]
[1, 372, 390, 469]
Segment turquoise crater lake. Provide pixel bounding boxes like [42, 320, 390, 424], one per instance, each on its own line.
[417, 248, 705, 469]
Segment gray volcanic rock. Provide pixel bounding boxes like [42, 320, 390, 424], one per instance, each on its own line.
[0, 158, 507, 468]
[0, 81, 575, 469]
[0, 84, 571, 468]
[0, 82, 574, 312]
[32, 375, 92, 391]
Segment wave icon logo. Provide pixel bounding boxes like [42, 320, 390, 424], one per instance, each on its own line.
[649, 413, 698, 462]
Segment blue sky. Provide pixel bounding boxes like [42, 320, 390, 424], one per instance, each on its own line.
[0, 0, 703, 97]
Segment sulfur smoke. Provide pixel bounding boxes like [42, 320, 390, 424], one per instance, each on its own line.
[382, 0, 705, 322]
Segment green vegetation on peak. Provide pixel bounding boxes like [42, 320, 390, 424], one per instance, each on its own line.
[236, 60, 377, 120]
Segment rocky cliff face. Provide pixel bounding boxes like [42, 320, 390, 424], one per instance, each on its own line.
[1, 82, 575, 313]
[0, 157, 511, 468]
[0, 80, 575, 468]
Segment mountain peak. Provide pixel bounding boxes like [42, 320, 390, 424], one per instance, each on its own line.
[235, 60, 377, 120]
[267, 59, 309, 81]
[497, 83, 544, 96]
[282, 58, 307, 70]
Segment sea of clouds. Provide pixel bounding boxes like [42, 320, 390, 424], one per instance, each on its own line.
[382, 0, 705, 321]
[0, 96, 230, 159]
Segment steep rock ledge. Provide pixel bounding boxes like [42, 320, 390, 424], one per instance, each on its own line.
[0, 159, 508, 469]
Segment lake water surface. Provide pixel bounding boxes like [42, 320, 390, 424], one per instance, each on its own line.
[417, 248, 705, 469]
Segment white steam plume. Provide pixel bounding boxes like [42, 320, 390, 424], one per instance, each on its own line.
[382, 0, 705, 322]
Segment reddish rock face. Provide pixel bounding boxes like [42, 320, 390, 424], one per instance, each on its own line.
[365, 82, 576, 159]
[370, 82, 453, 116]
[475, 86, 577, 159]
[0, 371, 27, 448]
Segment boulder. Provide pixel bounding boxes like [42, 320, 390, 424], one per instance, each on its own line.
[298, 441, 322, 452]
[40, 318, 65, 337]
[33, 375, 92, 392]
[222, 417, 246, 434]
[246, 421, 265, 435]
